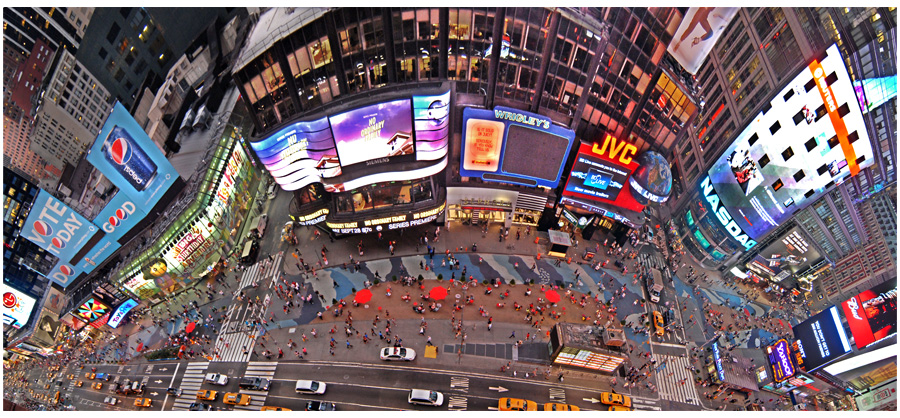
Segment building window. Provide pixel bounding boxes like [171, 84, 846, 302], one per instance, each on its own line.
[106, 22, 121, 44]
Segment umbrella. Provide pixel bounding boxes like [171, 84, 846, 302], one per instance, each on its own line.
[136, 343, 144, 352]
[545, 290, 561, 303]
[354, 289, 373, 304]
[429, 286, 448, 300]
[185, 322, 196, 333]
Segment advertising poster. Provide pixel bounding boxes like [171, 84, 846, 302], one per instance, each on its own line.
[766, 339, 796, 383]
[329, 99, 414, 167]
[460, 106, 575, 188]
[75, 235, 122, 274]
[44, 287, 67, 315]
[45, 259, 85, 288]
[413, 91, 451, 161]
[59, 312, 87, 331]
[251, 117, 340, 191]
[705, 43, 874, 241]
[855, 380, 897, 411]
[31, 309, 62, 349]
[2, 285, 37, 329]
[121, 270, 162, 301]
[561, 139, 645, 212]
[20, 189, 98, 266]
[92, 191, 148, 243]
[746, 227, 822, 282]
[106, 299, 138, 329]
[86, 102, 180, 208]
[667, 7, 739, 75]
[72, 297, 110, 323]
[841, 279, 897, 349]
[792, 305, 852, 371]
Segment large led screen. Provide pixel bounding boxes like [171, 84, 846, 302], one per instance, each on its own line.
[2, 285, 37, 329]
[21, 189, 98, 268]
[87, 102, 180, 208]
[667, 7, 739, 75]
[705, 44, 874, 241]
[460, 106, 575, 188]
[841, 279, 897, 350]
[792, 305, 852, 371]
[413, 91, 451, 161]
[561, 139, 645, 212]
[106, 298, 138, 329]
[329, 99, 413, 167]
[92, 191, 148, 243]
[766, 339, 796, 383]
[73, 297, 110, 323]
[746, 227, 822, 282]
[251, 117, 339, 191]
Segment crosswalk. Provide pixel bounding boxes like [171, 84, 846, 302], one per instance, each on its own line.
[638, 252, 664, 270]
[235, 252, 284, 293]
[652, 354, 700, 406]
[549, 387, 566, 403]
[212, 305, 262, 362]
[232, 362, 277, 411]
[171, 362, 209, 411]
[631, 396, 663, 411]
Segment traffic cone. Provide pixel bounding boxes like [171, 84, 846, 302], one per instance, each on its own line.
[536, 253, 541, 260]
[567, 257, 572, 264]
[534, 237, 539, 244]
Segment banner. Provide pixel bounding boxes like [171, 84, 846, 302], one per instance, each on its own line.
[20, 190, 98, 269]
[841, 279, 897, 349]
[667, 7, 739, 74]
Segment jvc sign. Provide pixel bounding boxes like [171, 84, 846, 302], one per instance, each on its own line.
[700, 176, 757, 250]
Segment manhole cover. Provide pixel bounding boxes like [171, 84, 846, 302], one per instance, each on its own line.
[455, 294, 462, 298]
[343, 375, 350, 380]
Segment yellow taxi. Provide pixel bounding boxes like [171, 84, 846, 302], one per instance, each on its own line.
[600, 392, 632, 408]
[67, 374, 75, 380]
[92, 382, 103, 390]
[544, 403, 580, 411]
[498, 397, 538, 411]
[652, 311, 665, 337]
[260, 406, 292, 411]
[224, 393, 251, 406]
[135, 398, 152, 408]
[52, 391, 61, 405]
[608, 405, 633, 411]
[85, 372, 96, 380]
[44, 383, 51, 389]
[197, 390, 218, 401]
[75, 380, 84, 387]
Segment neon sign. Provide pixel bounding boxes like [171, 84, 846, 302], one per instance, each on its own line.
[591, 134, 637, 165]
[767, 339, 796, 383]
[700, 176, 757, 250]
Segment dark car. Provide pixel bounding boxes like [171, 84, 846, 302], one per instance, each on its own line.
[306, 401, 336, 411]
[239, 377, 270, 391]
[189, 402, 215, 411]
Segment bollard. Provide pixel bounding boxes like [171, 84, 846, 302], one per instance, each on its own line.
[567, 257, 572, 264]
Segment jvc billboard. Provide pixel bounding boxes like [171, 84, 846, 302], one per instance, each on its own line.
[87, 102, 179, 209]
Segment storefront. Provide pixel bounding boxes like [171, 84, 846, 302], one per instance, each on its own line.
[445, 187, 546, 228]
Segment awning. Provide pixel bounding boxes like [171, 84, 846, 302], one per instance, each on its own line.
[559, 196, 645, 228]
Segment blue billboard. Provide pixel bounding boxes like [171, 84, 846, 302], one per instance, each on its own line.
[75, 235, 121, 274]
[92, 191, 148, 243]
[86, 102, 179, 208]
[45, 259, 85, 288]
[106, 298, 138, 328]
[21, 190, 98, 264]
[460, 106, 574, 188]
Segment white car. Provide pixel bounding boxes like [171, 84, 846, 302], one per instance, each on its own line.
[408, 389, 443, 406]
[294, 380, 326, 395]
[380, 347, 416, 361]
[103, 396, 118, 405]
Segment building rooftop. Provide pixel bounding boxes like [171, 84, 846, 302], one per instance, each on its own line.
[233, 7, 329, 72]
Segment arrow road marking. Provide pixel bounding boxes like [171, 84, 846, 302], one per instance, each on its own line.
[489, 386, 508, 393]
[487, 407, 499, 411]
[150, 392, 159, 396]
[583, 398, 601, 404]
[155, 380, 163, 384]
[159, 368, 168, 371]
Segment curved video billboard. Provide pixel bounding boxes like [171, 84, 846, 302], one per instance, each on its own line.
[704, 44, 873, 245]
[250, 116, 339, 191]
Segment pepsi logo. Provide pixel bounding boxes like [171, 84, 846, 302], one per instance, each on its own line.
[114, 208, 128, 221]
[101, 200, 137, 234]
[109, 216, 121, 227]
[59, 265, 73, 275]
[51, 237, 66, 249]
[33, 220, 53, 236]
[109, 137, 133, 165]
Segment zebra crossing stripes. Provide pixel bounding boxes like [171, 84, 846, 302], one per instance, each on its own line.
[213, 327, 258, 363]
[631, 396, 662, 411]
[652, 354, 700, 406]
[232, 362, 278, 411]
[170, 362, 209, 411]
[449, 376, 469, 392]
[234, 252, 285, 295]
[549, 388, 566, 403]
[447, 395, 468, 409]
[448, 376, 469, 410]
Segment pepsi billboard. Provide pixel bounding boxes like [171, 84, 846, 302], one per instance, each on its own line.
[92, 191, 148, 243]
[21, 190, 98, 267]
[87, 102, 179, 209]
[46, 260, 85, 288]
[75, 235, 121, 274]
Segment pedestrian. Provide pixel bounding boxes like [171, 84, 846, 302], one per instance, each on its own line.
[509, 331, 515, 338]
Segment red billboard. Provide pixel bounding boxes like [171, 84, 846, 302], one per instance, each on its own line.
[561, 137, 645, 212]
[841, 279, 897, 349]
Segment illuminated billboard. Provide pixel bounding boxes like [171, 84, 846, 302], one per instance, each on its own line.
[667, 7, 739, 75]
[460, 106, 575, 188]
[766, 339, 796, 383]
[86, 102, 179, 208]
[746, 227, 822, 282]
[413, 91, 451, 161]
[92, 191, 148, 243]
[31, 309, 62, 349]
[561, 138, 645, 212]
[73, 297, 110, 323]
[251, 116, 340, 191]
[45, 260, 85, 288]
[552, 346, 624, 372]
[792, 305, 852, 371]
[20, 189, 98, 268]
[2, 285, 37, 329]
[705, 43, 874, 242]
[330, 99, 414, 167]
[854, 76, 897, 114]
[106, 298, 139, 329]
[327, 203, 445, 235]
[841, 279, 897, 350]
[121, 271, 162, 300]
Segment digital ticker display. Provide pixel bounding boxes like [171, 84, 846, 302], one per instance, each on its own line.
[703, 44, 873, 243]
